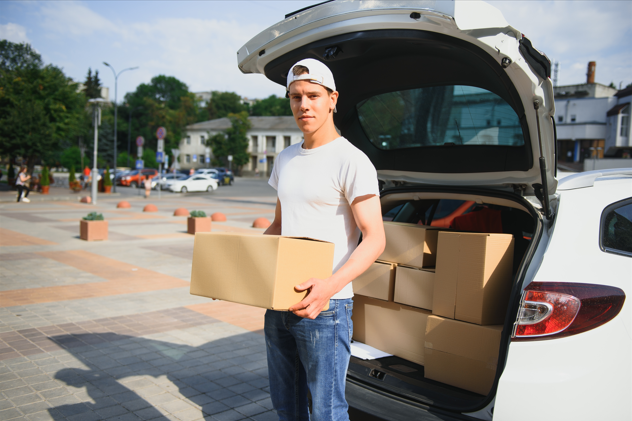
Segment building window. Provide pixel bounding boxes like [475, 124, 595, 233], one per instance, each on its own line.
[558, 116, 564, 123]
[186, 136, 191, 145]
[185, 154, 191, 164]
[620, 105, 630, 137]
[284, 136, 291, 149]
[571, 115, 576, 123]
[266, 136, 276, 153]
[199, 154, 205, 164]
[252, 135, 258, 152]
[200, 135, 205, 144]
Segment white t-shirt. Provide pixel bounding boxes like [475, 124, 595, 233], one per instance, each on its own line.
[269, 137, 380, 299]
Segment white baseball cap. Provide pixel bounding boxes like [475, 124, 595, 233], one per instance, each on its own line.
[286, 58, 336, 92]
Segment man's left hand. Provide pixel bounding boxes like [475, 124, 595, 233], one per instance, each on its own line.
[289, 277, 335, 319]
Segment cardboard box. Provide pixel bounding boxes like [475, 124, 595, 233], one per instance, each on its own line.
[190, 233, 334, 310]
[354, 261, 396, 301]
[424, 315, 503, 395]
[353, 295, 431, 366]
[432, 232, 514, 325]
[394, 266, 435, 310]
[379, 222, 443, 268]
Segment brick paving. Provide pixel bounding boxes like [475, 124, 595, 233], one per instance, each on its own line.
[0, 187, 280, 420]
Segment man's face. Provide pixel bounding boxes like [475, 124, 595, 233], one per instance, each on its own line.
[288, 80, 338, 136]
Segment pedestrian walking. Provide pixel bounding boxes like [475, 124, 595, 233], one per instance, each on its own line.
[263, 58, 385, 420]
[16, 165, 31, 203]
[144, 176, 151, 198]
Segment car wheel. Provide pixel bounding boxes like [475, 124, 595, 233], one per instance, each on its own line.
[181, 186, 188, 193]
[207, 185, 214, 192]
[130, 182, 137, 188]
[229, 179, 233, 186]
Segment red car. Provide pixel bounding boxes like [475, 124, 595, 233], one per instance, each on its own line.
[118, 168, 158, 187]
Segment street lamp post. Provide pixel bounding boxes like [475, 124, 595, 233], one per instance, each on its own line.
[103, 62, 138, 193]
[88, 98, 107, 205]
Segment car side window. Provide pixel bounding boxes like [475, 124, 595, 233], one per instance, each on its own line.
[601, 198, 632, 257]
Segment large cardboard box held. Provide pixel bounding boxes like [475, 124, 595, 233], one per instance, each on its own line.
[190, 233, 334, 310]
[353, 261, 396, 301]
[379, 222, 443, 268]
[353, 295, 431, 367]
[424, 316, 503, 395]
[432, 232, 514, 325]
[394, 266, 435, 310]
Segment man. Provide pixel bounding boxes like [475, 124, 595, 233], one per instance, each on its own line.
[263, 58, 386, 421]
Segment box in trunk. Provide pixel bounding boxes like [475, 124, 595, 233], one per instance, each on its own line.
[432, 231, 514, 325]
[424, 315, 503, 395]
[190, 233, 334, 310]
[354, 261, 396, 301]
[394, 266, 435, 310]
[353, 295, 431, 367]
[379, 222, 444, 268]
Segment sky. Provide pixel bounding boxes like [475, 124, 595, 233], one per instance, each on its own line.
[1, 0, 631, 102]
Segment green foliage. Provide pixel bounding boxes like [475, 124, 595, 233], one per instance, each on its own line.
[190, 210, 207, 218]
[69, 166, 77, 183]
[250, 95, 292, 116]
[123, 75, 201, 159]
[117, 151, 133, 168]
[60, 146, 83, 171]
[142, 147, 158, 169]
[207, 91, 248, 120]
[83, 212, 104, 221]
[103, 166, 112, 186]
[40, 166, 50, 186]
[83, 68, 102, 99]
[0, 41, 88, 171]
[208, 112, 251, 171]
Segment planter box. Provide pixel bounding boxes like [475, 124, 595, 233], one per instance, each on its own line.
[41, 185, 50, 194]
[80, 220, 108, 241]
[104, 185, 112, 193]
[188, 217, 211, 234]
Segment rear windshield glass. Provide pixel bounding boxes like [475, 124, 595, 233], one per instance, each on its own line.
[357, 85, 524, 150]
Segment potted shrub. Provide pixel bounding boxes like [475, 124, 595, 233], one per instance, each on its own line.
[40, 166, 50, 194]
[103, 167, 112, 193]
[69, 166, 82, 192]
[188, 210, 211, 234]
[80, 212, 108, 241]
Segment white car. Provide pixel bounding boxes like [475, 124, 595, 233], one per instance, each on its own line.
[167, 174, 218, 193]
[239, 1, 630, 420]
[151, 173, 188, 190]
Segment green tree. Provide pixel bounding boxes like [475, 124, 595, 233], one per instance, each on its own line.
[206, 91, 248, 120]
[250, 95, 292, 116]
[60, 146, 83, 170]
[207, 112, 251, 173]
[142, 147, 158, 169]
[122, 75, 200, 162]
[83, 68, 102, 99]
[0, 41, 87, 172]
[117, 151, 133, 168]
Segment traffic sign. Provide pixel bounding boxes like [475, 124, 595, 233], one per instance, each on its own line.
[157, 139, 164, 153]
[136, 136, 144, 147]
[136, 159, 144, 169]
[137, 146, 143, 157]
[156, 151, 164, 163]
[156, 127, 167, 139]
[171, 149, 181, 170]
[192, 154, 197, 162]
[205, 157, 210, 163]
[227, 155, 233, 162]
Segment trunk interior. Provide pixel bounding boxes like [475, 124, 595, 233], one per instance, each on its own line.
[348, 187, 538, 413]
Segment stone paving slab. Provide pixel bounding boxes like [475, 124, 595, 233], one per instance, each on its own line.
[0, 190, 281, 420]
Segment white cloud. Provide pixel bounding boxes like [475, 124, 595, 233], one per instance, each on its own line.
[38, 1, 119, 36]
[0, 22, 30, 43]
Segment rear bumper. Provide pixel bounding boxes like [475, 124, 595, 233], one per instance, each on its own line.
[346, 379, 471, 421]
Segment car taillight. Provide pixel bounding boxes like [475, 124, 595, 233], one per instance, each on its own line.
[513, 282, 625, 341]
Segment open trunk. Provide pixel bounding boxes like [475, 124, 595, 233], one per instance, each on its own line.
[347, 187, 540, 417]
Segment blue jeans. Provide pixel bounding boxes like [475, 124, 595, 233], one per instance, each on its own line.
[264, 298, 354, 421]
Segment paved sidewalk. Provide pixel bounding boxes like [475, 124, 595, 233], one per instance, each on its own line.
[0, 193, 277, 421]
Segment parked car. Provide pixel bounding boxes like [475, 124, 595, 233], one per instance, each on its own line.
[119, 168, 159, 187]
[151, 173, 188, 190]
[215, 168, 235, 185]
[238, 2, 630, 420]
[167, 174, 218, 193]
[194, 169, 218, 176]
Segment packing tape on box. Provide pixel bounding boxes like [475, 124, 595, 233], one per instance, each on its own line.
[424, 342, 433, 349]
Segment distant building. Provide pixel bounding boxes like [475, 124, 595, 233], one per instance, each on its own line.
[76, 84, 110, 103]
[180, 116, 302, 175]
[554, 62, 631, 168]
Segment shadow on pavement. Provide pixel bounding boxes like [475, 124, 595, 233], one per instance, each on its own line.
[47, 331, 270, 420]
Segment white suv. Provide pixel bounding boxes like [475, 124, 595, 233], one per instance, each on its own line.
[238, 1, 630, 420]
